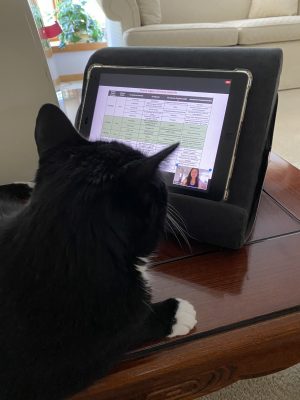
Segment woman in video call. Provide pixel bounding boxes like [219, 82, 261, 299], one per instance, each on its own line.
[182, 168, 199, 188]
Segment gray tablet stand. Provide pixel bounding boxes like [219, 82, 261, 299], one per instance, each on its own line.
[76, 47, 282, 249]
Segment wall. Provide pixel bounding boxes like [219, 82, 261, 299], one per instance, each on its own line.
[53, 50, 95, 77]
[0, 0, 58, 184]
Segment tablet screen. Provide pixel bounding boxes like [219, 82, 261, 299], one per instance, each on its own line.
[88, 72, 231, 192]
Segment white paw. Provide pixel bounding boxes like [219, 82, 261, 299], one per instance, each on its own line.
[168, 298, 197, 338]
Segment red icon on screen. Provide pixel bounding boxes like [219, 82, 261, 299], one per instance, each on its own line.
[225, 80, 232, 85]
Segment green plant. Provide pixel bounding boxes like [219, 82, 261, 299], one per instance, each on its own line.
[55, 0, 103, 47]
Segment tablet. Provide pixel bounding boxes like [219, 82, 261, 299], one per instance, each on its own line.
[78, 65, 252, 201]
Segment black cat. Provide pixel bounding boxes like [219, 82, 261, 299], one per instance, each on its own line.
[0, 183, 33, 219]
[0, 104, 196, 400]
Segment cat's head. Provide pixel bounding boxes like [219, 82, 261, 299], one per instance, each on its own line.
[33, 104, 178, 257]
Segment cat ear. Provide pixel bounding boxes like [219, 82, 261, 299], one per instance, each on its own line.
[124, 143, 179, 183]
[35, 103, 86, 156]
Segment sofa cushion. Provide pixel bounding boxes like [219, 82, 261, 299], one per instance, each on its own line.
[159, 0, 252, 24]
[248, 0, 298, 19]
[136, 0, 162, 25]
[222, 16, 300, 44]
[124, 23, 238, 46]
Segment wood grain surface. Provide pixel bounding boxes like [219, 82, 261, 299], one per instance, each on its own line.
[132, 233, 300, 355]
[72, 313, 300, 400]
[264, 153, 300, 220]
[248, 192, 300, 242]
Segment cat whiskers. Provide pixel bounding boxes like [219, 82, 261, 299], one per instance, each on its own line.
[168, 203, 188, 230]
[166, 205, 191, 251]
[166, 215, 181, 246]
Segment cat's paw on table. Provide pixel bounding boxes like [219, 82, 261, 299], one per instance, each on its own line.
[168, 298, 197, 338]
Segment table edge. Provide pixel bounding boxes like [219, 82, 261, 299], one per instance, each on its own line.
[71, 311, 300, 400]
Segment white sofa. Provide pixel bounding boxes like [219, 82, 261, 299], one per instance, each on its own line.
[99, 0, 300, 90]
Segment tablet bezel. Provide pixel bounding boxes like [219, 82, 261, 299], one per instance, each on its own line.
[78, 64, 252, 201]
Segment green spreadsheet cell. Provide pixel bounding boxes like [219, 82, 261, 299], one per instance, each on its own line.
[101, 116, 209, 150]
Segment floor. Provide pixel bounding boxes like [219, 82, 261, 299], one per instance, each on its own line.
[201, 363, 300, 400]
[57, 81, 83, 126]
[60, 84, 300, 169]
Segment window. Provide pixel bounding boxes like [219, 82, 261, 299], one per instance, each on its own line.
[36, 0, 106, 43]
[36, 0, 56, 25]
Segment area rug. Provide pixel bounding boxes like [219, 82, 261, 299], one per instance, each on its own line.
[200, 363, 300, 400]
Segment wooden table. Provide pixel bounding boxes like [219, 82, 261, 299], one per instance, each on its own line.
[72, 154, 300, 400]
